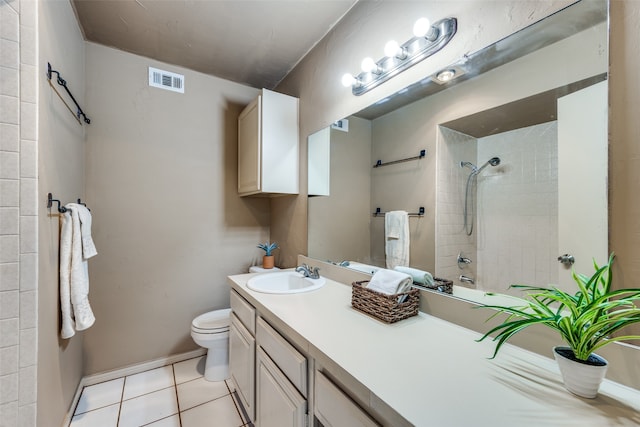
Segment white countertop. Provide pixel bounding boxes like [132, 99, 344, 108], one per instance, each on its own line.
[229, 272, 640, 427]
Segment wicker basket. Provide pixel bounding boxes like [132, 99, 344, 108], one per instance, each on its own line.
[351, 281, 419, 323]
[419, 277, 453, 294]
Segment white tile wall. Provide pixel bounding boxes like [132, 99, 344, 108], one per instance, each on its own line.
[437, 122, 559, 295]
[477, 122, 558, 294]
[0, 0, 39, 424]
[436, 127, 477, 283]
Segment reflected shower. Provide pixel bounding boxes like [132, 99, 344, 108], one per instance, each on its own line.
[461, 156, 501, 235]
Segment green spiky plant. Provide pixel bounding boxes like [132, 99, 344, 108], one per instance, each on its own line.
[257, 242, 278, 256]
[477, 253, 640, 362]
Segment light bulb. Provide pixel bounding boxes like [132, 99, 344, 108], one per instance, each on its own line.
[341, 73, 356, 87]
[436, 69, 456, 82]
[413, 17, 431, 37]
[361, 57, 377, 73]
[384, 40, 401, 58]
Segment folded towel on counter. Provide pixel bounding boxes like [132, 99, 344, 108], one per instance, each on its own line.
[366, 269, 413, 295]
[394, 266, 435, 287]
[385, 211, 410, 269]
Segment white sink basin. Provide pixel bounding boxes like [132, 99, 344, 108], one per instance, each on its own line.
[247, 271, 325, 294]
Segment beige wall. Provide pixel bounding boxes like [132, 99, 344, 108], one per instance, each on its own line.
[36, 0, 86, 424]
[82, 43, 266, 374]
[0, 0, 38, 425]
[308, 117, 372, 263]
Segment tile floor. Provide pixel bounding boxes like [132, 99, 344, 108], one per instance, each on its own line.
[69, 356, 251, 427]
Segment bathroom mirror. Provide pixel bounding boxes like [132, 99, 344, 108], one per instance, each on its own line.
[307, 0, 609, 300]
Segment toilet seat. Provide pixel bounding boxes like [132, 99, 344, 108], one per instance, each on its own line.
[192, 308, 231, 333]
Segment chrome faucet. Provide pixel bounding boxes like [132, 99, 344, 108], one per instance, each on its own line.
[459, 275, 475, 285]
[296, 264, 321, 279]
[457, 252, 472, 268]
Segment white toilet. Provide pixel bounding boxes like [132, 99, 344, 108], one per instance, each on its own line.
[191, 308, 231, 381]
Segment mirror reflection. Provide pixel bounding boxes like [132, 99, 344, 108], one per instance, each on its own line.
[307, 1, 608, 301]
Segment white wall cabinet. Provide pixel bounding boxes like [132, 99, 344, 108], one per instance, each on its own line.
[238, 89, 299, 196]
[307, 126, 330, 196]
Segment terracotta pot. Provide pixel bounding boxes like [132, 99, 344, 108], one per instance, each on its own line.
[553, 346, 608, 398]
[262, 255, 275, 269]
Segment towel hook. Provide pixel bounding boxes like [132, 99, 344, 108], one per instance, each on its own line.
[47, 193, 68, 213]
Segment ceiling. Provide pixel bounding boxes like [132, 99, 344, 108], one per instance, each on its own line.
[71, 0, 358, 89]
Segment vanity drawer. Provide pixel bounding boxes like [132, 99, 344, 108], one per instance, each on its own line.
[256, 316, 307, 397]
[230, 289, 255, 335]
[315, 371, 380, 427]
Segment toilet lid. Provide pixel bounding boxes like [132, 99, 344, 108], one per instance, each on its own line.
[192, 308, 231, 330]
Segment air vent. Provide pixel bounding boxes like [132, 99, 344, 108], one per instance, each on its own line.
[148, 67, 184, 93]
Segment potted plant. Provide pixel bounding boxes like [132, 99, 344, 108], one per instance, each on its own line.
[477, 253, 640, 398]
[257, 242, 278, 269]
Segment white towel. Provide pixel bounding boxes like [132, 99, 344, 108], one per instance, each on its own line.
[394, 266, 435, 287]
[71, 203, 97, 259]
[59, 204, 96, 339]
[385, 211, 409, 269]
[367, 269, 412, 295]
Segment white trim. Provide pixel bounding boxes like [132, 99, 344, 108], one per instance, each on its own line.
[61, 348, 206, 426]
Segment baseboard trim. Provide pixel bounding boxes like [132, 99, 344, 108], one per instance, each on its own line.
[61, 348, 206, 426]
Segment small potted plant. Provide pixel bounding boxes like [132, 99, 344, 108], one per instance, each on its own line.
[477, 253, 640, 398]
[257, 242, 278, 269]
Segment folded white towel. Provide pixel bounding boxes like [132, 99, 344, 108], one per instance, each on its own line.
[367, 269, 412, 295]
[59, 211, 75, 339]
[385, 211, 410, 269]
[59, 204, 96, 339]
[394, 266, 435, 287]
[68, 203, 97, 259]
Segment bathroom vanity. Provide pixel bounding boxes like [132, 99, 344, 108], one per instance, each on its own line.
[228, 272, 640, 426]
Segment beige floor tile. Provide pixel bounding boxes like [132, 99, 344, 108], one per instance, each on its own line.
[123, 366, 174, 400]
[177, 377, 229, 411]
[75, 378, 124, 415]
[173, 356, 205, 385]
[69, 403, 119, 427]
[119, 387, 178, 427]
[181, 395, 244, 427]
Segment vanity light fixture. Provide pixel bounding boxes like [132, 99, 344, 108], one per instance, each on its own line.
[342, 16, 457, 96]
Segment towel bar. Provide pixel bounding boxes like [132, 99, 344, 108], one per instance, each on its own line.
[47, 193, 89, 213]
[373, 207, 425, 217]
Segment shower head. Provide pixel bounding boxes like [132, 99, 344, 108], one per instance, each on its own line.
[460, 161, 477, 172]
[475, 156, 501, 174]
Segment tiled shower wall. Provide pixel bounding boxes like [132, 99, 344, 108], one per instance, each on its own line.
[477, 122, 558, 294]
[0, 0, 38, 426]
[435, 127, 477, 284]
[436, 122, 558, 295]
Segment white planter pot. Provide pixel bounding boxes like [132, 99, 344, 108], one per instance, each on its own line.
[553, 346, 608, 398]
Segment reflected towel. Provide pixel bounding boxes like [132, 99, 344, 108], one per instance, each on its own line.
[385, 211, 409, 269]
[367, 269, 412, 295]
[394, 266, 435, 287]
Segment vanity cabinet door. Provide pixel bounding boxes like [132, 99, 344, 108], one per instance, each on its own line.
[229, 314, 255, 422]
[315, 371, 380, 427]
[256, 347, 306, 427]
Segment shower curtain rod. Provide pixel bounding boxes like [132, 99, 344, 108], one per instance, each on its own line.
[47, 62, 91, 124]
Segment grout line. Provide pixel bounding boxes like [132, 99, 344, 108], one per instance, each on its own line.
[116, 376, 126, 426]
[172, 363, 183, 427]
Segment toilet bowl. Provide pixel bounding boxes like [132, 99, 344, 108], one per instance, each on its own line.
[191, 308, 231, 381]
